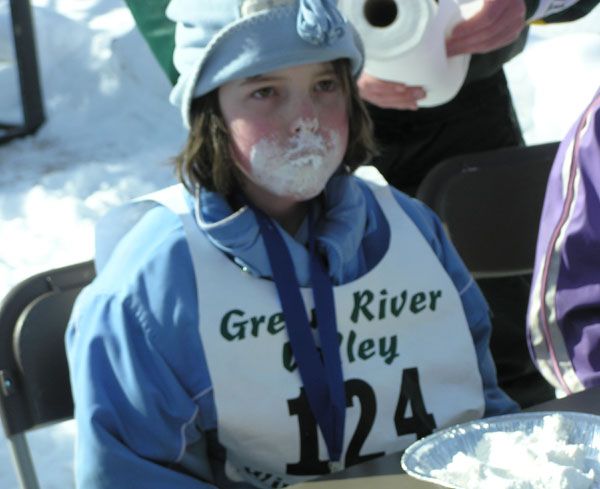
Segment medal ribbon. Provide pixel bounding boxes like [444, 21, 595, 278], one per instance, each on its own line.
[253, 206, 345, 465]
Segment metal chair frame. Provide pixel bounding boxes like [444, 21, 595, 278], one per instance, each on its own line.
[1, 0, 45, 145]
[0, 261, 95, 489]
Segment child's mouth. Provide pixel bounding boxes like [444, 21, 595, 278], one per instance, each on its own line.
[287, 153, 325, 168]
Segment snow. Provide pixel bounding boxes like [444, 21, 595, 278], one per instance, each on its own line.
[0, 1, 598, 487]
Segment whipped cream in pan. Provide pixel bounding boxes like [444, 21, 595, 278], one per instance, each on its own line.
[432, 414, 600, 489]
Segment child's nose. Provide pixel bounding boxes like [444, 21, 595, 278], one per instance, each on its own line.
[290, 97, 319, 134]
[292, 117, 319, 134]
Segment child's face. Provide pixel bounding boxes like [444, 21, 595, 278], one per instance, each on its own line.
[218, 62, 349, 202]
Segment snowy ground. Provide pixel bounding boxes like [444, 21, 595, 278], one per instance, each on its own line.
[0, 1, 598, 487]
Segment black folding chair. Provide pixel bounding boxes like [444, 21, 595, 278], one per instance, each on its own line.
[416, 142, 560, 279]
[1, 0, 45, 145]
[416, 142, 560, 408]
[0, 261, 95, 489]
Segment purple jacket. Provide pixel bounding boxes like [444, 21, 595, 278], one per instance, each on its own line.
[527, 88, 600, 395]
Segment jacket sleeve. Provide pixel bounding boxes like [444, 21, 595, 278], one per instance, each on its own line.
[66, 203, 218, 489]
[527, 0, 599, 21]
[65, 289, 216, 489]
[527, 91, 600, 394]
[66, 286, 212, 489]
[390, 189, 519, 417]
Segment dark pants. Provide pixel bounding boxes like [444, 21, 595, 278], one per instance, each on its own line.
[478, 276, 555, 408]
[368, 70, 555, 408]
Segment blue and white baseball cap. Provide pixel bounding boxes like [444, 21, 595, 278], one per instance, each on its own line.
[167, 0, 364, 127]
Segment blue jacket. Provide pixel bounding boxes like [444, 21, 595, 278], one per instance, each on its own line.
[66, 172, 517, 488]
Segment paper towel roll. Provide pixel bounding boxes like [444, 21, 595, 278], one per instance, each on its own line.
[339, 0, 472, 107]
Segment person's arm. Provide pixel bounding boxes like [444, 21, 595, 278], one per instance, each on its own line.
[527, 92, 600, 394]
[66, 206, 217, 488]
[360, 0, 598, 109]
[390, 189, 520, 416]
[357, 75, 426, 111]
[66, 290, 215, 489]
[445, 0, 527, 56]
[447, 0, 599, 55]
[359, 0, 529, 110]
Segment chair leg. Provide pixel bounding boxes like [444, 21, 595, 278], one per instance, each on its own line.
[7, 433, 41, 489]
[8, 0, 44, 135]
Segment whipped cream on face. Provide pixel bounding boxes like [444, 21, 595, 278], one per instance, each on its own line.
[248, 119, 344, 200]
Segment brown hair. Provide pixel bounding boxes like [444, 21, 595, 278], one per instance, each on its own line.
[174, 59, 378, 195]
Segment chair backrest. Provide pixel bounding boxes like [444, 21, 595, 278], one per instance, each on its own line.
[416, 142, 560, 278]
[0, 261, 95, 438]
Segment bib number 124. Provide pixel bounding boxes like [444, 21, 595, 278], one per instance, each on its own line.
[286, 368, 436, 475]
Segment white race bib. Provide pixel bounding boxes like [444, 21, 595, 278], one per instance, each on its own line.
[147, 168, 485, 488]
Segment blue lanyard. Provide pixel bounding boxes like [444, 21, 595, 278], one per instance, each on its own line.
[252, 206, 345, 465]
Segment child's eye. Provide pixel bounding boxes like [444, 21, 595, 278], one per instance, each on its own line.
[251, 87, 276, 99]
[315, 79, 339, 92]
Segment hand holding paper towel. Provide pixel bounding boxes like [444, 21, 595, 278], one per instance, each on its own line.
[339, 0, 480, 107]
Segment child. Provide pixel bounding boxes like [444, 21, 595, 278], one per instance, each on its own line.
[66, 1, 517, 488]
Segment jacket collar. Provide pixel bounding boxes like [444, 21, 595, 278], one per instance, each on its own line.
[195, 173, 376, 285]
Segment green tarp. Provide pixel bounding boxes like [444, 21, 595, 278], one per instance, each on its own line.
[124, 0, 178, 85]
